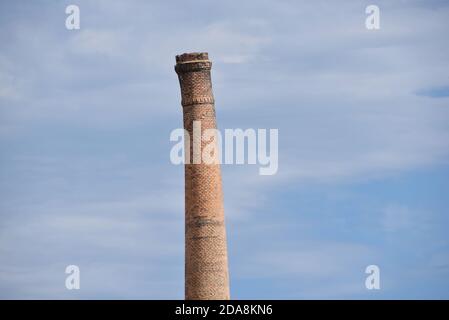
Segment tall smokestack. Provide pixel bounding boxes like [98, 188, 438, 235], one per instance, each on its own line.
[175, 52, 230, 300]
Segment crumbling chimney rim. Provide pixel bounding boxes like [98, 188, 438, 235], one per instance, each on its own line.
[176, 52, 210, 64]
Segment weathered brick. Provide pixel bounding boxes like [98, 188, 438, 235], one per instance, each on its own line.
[175, 52, 230, 300]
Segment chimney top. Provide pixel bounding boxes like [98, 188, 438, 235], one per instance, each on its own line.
[176, 52, 209, 64]
[175, 52, 212, 74]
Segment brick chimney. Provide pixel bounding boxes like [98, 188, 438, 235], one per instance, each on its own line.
[175, 52, 230, 300]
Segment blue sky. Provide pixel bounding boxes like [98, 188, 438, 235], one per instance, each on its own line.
[0, 0, 448, 299]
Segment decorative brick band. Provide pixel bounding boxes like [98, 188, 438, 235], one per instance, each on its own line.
[175, 61, 212, 74]
[181, 96, 215, 107]
[186, 217, 225, 228]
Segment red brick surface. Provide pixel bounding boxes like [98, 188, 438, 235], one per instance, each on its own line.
[175, 52, 230, 300]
